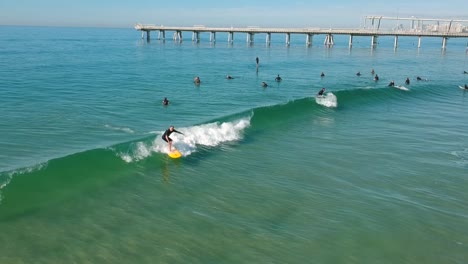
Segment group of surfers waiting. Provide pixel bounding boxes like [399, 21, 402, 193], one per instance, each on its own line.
[163, 68, 468, 105]
[387, 77, 414, 87]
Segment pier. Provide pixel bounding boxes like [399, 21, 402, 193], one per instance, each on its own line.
[135, 16, 468, 50]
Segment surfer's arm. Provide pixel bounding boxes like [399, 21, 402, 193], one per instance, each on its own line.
[175, 130, 184, 135]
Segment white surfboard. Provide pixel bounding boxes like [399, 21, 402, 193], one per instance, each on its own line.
[459, 86, 468, 90]
[394, 85, 409, 91]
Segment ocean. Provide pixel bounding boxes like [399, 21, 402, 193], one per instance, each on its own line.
[1, 26, 468, 263]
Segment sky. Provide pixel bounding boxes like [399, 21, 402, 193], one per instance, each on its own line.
[1, 0, 467, 28]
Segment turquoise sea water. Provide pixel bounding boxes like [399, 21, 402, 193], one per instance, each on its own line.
[1, 26, 468, 263]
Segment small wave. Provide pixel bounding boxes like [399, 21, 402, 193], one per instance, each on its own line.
[0, 163, 47, 204]
[450, 148, 468, 166]
[116, 117, 251, 162]
[315, 92, 338, 108]
[104, 124, 135, 134]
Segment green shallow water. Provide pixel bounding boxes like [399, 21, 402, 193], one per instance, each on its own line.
[1, 26, 468, 263]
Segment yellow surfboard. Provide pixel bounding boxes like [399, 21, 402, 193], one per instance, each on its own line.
[168, 149, 182, 159]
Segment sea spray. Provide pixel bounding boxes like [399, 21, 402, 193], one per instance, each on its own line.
[117, 117, 251, 162]
[315, 92, 338, 108]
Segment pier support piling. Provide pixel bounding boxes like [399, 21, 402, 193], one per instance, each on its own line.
[247, 33, 254, 43]
[172, 31, 181, 42]
[306, 34, 313, 46]
[210, 32, 216, 42]
[146, 31, 151, 42]
[286, 33, 291, 46]
[394, 36, 398, 49]
[324, 34, 334, 46]
[371, 35, 378, 47]
[228, 32, 234, 43]
[418, 37, 422, 48]
[349, 35, 353, 47]
[192, 31, 200, 42]
[266, 33, 271, 46]
[442, 37, 448, 49]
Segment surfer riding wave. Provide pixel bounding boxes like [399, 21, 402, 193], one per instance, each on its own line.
[162, 126, 184, 152]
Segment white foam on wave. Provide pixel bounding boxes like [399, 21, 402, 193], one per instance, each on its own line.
[117, 117, 251, 162]
[104, 124, 135, 134]
[315, 92, 338, 108]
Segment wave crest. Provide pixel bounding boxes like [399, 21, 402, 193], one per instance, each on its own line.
[116, 117, 251, 162]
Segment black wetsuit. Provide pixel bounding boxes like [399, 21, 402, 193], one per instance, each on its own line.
[162, 128, 182, 142]
[318, 89, 325, 96]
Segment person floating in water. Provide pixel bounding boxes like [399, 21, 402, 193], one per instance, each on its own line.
[194, 76, 201, 84]
[388, 80, 395, 87]
[356, 71, 361, 76]
[318, 88, 326, 96]
[465, 84, 468, 89]
[405, 77, 410, 85]
[374, 74, 379, 81]
[256, 57, 259, 66]
[371, 69, 375, 75]
[162, 126, 184, 152]
[416, 76, 422, 81]
[464, 71, 467, 74]
[162, 97, 169, 106]
[275, 74, 282, 82]
[320, 72, 325, 77]
[262, 82, 268, 87]
[226, 75, 233, 79]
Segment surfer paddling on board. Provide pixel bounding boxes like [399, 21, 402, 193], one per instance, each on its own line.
[162, 126, 184, 152]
